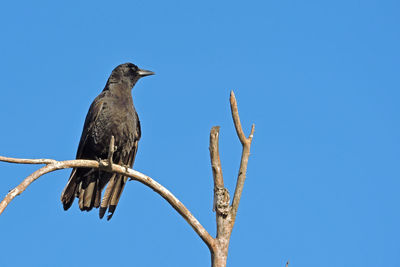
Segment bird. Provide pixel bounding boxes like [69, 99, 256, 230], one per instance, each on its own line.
[61, 63, 154, 220]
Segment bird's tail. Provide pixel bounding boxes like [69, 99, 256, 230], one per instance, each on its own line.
[61, 168, 79, 210]
[61, 168, 103, 212]
[99, 174, 128, 220]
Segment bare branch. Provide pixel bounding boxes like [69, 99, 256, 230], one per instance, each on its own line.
[0, 163, 59, 215]
[0, 156, 56, 165]
[208, 91, 255, 267]
[209, 126, 231, 244]
[229, 91, 255, 222]
[230, 91, 254, 145]
[209, 127, 224, 190]
[286, 260, 290, 267]
[209, 127, 230, 216]
[0, 157, 215, 250]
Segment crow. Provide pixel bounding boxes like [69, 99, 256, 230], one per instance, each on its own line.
[61, 63, 154, 220]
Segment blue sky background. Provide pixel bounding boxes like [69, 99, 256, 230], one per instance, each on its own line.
[0, 1, 399, 266]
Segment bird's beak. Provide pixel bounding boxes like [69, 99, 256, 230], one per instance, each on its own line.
[137, 69, 155, 77]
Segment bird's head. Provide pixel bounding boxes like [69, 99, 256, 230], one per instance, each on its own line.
[108, 63, 154, 89]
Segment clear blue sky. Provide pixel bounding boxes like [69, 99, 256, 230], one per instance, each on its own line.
[0, 1, 399, 266]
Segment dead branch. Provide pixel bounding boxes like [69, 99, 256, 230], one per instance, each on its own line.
[0, 156, 214, 250]
[209, 126, 230, 217]
[230, 91, 255, 221]
[208, 91, 255, 267]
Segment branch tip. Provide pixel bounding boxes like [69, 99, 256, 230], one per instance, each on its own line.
[249, 123, 255, 140]
[210, 126, 220, 135]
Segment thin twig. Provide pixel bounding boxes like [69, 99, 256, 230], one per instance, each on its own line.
[0, 157, 215, 250]
[0, 156, 56, 165]
[230, 91, 245, 144]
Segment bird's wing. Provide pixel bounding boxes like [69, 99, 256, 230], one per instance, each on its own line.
[135, 110, 141, 140]
[60, 94, 105, 210]
[75, 94, 105, 160]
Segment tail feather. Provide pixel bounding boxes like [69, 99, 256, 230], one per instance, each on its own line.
[62, 167, 128, 219]
[99, 173, 117, 219]
[62, 168, 102, 212]
[107, 176, 128, 220]
[82, 181, 96, 211]
[99, 174, 127, 220]
[94, 179, 101, 208]
[61, 169, 79, 210]
[78, 188, 85, 210]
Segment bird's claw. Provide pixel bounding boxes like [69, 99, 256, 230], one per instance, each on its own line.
[96, 157, 111, 170]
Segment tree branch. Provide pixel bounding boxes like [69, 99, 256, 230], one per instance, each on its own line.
[209, 91, 255, 267]
[209, 126, 231, 243]
[0, 156, 57, 165]
[209, 127, 230, 217]
[229, 91, 255, 221]
[209, 127, 224, 190]
[0, 156, 215, 250]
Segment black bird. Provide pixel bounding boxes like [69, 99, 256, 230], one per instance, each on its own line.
[61, 63, 154, 220]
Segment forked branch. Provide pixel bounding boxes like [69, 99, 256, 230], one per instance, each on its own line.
[209, 91, 255, 267]
[230, 91, 255, 221]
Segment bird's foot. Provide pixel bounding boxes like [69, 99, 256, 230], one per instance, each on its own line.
[97, 157, 111, 170]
